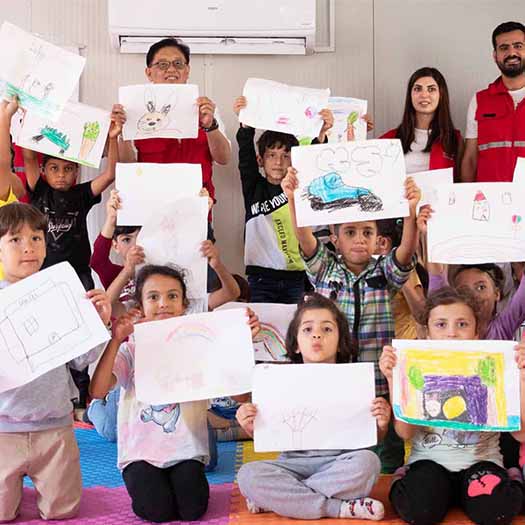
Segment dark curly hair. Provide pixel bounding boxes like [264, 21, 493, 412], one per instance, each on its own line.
[134, 264, 189, 308]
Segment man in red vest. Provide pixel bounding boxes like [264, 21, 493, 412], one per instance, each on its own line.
[462, 21, 525, 183]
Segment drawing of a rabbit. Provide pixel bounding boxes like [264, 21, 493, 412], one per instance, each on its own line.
[137, 88, 174, 134]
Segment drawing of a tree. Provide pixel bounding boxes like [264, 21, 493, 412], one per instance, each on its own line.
[282, 407, 317, 449]
[477, 357, 496, 387]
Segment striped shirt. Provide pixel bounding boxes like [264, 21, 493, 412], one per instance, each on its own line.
[303, 241, 415, 395]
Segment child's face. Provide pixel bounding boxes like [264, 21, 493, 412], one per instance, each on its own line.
[296, 308, 339, 364]
[112, 231, 139, 259]
[44, 158, 78, 191]
[140, 274, 186, 321]
[0, 223, 46, 282]
[145, 46, 190, 84]
[333, 221, 377, 268]
[427, 302, 477, 340]
[453, 269, 499, 322]
[258, 146, 291, 185]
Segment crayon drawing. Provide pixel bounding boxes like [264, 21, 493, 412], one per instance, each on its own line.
[119, 84, 199, 141]
[326, 96, 368, 143]
[0, 22, 85, 120]
[428, 182, 525, 263]
[292, 140, 408, 227]
[15, 101, 110, 168]
[392, 340, 521, 432]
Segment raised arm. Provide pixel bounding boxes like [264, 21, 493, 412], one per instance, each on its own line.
[281, 167, 317, 258]
[198, 97, 231, 165]
[395, 177, 420, 267]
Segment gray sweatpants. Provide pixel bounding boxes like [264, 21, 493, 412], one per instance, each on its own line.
[237, 449, 380, 520]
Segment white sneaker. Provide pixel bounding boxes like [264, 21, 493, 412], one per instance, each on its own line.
[339, 498, 385, 521]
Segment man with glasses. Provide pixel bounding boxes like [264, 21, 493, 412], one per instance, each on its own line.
[461, 21, 525, 183]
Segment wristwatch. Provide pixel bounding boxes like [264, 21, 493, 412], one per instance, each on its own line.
[202, 118, 219, 132]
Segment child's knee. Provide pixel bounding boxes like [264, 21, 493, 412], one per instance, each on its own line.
[352, 449, 381, 478]
[238, 461, 274, 496]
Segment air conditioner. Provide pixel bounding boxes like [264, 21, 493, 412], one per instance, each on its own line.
[108, 0, 316, 55]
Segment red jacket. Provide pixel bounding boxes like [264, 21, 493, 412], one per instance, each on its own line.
[475, 77, 525, 182]
[133, 129, 215, 200]
[380, 128, 460, 177]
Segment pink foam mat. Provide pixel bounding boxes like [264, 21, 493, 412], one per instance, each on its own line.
[13, 484, 233, 525]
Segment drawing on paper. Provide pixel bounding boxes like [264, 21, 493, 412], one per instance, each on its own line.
[395, 348, 515, 431]
[502, 192, 512, 205]
[79, 122, 101, 159]
[0, 279, 91, 373]
[472, 191, 490, 221]
[282, 407, 318, 449]
[253, 322, 287, 361]
[137, 88, 178, 135]
[165, 323, 215, 344]
[303, 147, 383, 212]
[32, 126, 71, 155]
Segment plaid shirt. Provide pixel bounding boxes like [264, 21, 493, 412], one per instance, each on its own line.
[304, 241, 415, 395]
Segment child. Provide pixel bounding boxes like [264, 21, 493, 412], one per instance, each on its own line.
[232, 96, 333, 304]
[0, 202, 111, 522]
[89, 264, 257, 522]
[379, 287, 525, 525]
[19, 101, 123, 291]
[236, 293, 389, 521]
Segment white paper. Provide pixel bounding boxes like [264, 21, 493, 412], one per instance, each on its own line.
[239, 77, 330, 138]
[514, 158, 525, 184]
[253, 363, 376, 452]
[292, 139, 409, 227]
[134, 308, 254, 404]
[428, 182, 525, 263]
[15, 101, 110, 168]
[327, 96, 368, 143]
[0, 262, 110, 394]
[410, 168, 454, 208]
[0, 22, 85, 120]
[392, 339, 521, 432]
[116, 162, 202, 225]
[137, 197, 208, 301]
[217, 302, 296, 362]
[119, 84, 199, 141]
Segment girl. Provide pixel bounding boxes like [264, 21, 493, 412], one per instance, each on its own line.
[236, 293, 390, 521]
[90, 264, 258, 523]
[380, 67, 463, 179]
[379, 287, 525, 525]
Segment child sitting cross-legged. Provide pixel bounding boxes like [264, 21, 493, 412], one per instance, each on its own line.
[0, 202, 111, 522]
[379, 286, 525, 525]
[236, 293, 389, 521]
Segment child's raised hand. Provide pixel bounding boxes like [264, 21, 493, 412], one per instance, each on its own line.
[106, 189, 121, 223]
[362, 114, 374, 132]
[124, 245, 145, 273]
[233, 96, 247, 116]
[515, 334, 525, 381]
[379, 345, 397, 381]
[197, 96, 216, 128]
[371, 397, 391, 432]
[417, 204, 433, 235]
[281, 167, 299, 201]
[199, 187, 214, 211]
[112, 311, 138, 342]
[246, 307, 261, 340]
[109, 104, 126, 138]
[87, 289, 112, 326]
[319, 108, 334, 135]
[0, 96, 19, 120]
[404, 176, 421, 216]
[201, 240, 220, 269]
[236, 402, 257, 437]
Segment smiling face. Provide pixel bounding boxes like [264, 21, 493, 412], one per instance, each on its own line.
[0, 223, 46, 282]
[43, 158, 78, 191]
[427, 302, 478, 340]
[411, 76, 440, 117]
[333, 221, 377, 272]
[296, 307, 339, 364]
[145, 46, 190, 84]
[493, 30, 525, 78]
[140, 273, 187, 321]
[258, 145, 291, 184]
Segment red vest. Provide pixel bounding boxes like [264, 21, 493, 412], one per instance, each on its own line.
[475, 77, 525, 182]
[133, 128, 215, 200]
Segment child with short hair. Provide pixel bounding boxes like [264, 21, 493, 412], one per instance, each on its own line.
[89, 264, 257, 522]
[233, 96, 333, 304]
[0, 202, 111, 522]
[236, 293, 388, 521]
[380, 286, 525, 525]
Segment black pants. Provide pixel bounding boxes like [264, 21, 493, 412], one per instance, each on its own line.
[390, 459, 523, 525]
[123, 460, 209, 523]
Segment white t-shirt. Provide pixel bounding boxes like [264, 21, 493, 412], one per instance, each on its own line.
[465, 86, 525, 139]
[404, 128, 432, 174]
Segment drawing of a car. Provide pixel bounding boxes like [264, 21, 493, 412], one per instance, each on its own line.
[305, 173, 383, 212]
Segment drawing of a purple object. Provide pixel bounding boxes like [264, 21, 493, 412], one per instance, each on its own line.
[423, 375, 488, 425]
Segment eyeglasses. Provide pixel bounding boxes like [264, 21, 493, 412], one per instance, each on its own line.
[150, 59, 187, 71]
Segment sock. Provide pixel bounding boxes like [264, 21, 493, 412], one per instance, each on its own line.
[339, 498, 385, 521]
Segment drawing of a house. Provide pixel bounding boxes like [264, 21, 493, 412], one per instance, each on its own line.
[472, 191, 490, 222]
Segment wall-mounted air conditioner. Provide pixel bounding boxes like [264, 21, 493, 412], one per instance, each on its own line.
[108, 0, 316, 55]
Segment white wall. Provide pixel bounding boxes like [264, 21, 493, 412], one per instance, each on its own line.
[1, 0, 523, 275]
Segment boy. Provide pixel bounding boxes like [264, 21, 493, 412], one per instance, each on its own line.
[18, 101, 123, 291]
[233, 96, 334, 303]
[0, 202, 111, 521]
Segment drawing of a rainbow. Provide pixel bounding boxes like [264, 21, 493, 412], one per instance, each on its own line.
[165, 323, 215, 344]
[254, 322, 286, 361]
